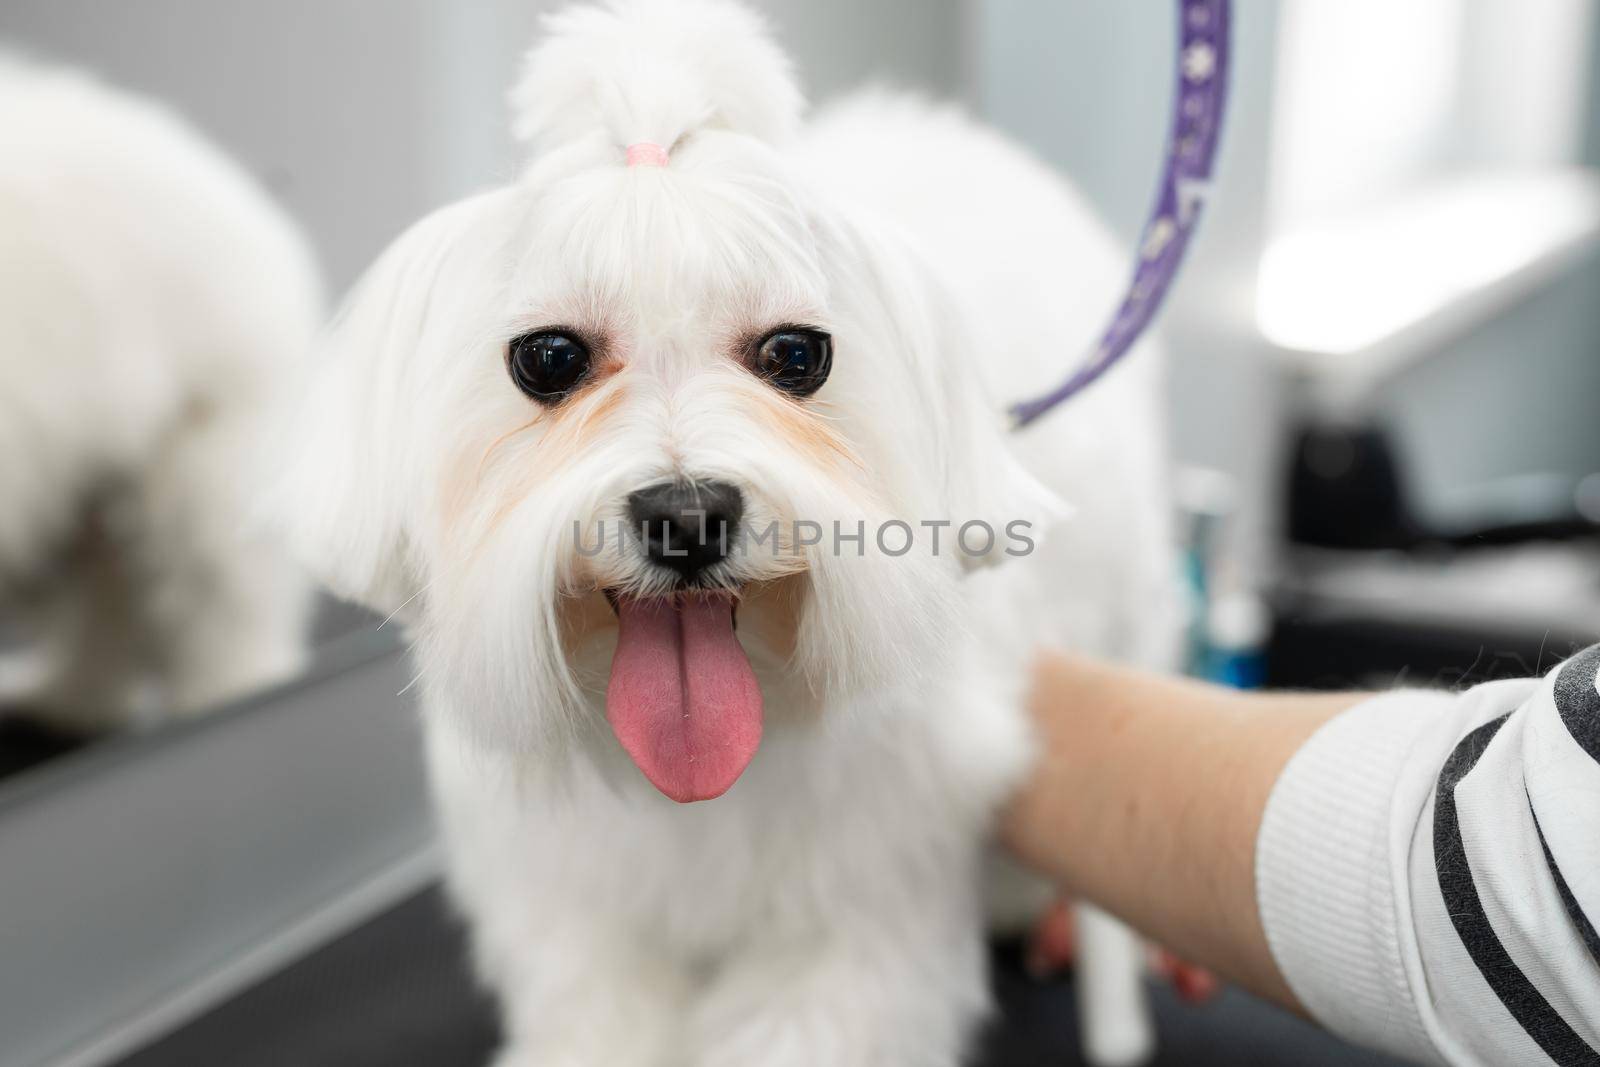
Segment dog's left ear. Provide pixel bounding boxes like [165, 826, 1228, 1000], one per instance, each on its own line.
[933, 338, 1068, 572]
[888, 254, 1068, 571]
[829, 226, 1067, 571]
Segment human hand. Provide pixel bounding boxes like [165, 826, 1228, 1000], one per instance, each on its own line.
[1025, 896, 1220, 1004]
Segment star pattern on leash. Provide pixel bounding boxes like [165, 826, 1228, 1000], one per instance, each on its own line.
[1176, 177, 1213, 225]
[1183, 42, 1216, 83]
[1142, 217, 1177, 260]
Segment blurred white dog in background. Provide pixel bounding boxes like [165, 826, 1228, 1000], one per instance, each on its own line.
[0, 59, 318, 731]
[278, 1, 1179, 1064]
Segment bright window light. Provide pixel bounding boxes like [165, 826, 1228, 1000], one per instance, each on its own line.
[1258, 171, 1600, 357]
[1259, 0, 1599, 362]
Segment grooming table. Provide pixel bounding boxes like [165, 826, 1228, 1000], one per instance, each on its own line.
[113, 886, 1407, 1067]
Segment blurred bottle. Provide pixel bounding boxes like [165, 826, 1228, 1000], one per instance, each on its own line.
[1176, 468, 1268, 689]
[1204, 590, 1269, 689]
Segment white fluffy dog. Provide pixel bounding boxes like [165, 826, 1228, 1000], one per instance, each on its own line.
[280, 1, 1179, 1064]
[0, 59, 319, 731]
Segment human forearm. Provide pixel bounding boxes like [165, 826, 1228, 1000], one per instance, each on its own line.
[1001, 651, 1360, 1009]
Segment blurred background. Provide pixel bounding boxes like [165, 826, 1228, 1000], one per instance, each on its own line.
[0, 2, 1596, 1066]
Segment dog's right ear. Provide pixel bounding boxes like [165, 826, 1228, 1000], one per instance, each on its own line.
[268, 191, 510, 619]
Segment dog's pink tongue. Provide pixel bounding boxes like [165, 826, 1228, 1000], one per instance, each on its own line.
[606, 594, 762, 803]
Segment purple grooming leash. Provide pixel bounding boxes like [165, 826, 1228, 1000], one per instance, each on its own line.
[1009, 0, 1231, 429]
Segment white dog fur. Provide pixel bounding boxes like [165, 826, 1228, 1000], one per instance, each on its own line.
[0, 59, 319, 731]
[278, 1, 1180, 1063]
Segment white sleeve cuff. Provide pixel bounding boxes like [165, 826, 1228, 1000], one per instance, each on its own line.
[1255, 690, 1456, 1063]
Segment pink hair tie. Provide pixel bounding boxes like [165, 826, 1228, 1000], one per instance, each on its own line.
[625, 142, 669, 168]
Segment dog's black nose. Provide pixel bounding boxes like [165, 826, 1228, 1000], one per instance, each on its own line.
[627, 479, 744, 583]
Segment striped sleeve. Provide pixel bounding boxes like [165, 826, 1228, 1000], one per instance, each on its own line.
[1257, 645, 1600, 1067]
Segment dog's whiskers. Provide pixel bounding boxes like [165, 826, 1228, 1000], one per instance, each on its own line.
[377, 580, 436, 630]
[395, 666, 427, 698]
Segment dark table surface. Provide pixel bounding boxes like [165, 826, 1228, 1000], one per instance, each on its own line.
[116, 886, 1411, 1067]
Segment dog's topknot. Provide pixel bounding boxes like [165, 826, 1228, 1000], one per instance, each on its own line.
[511, 0, 803, 157]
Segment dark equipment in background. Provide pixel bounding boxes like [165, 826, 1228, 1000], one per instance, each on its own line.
[1271, 418, 1600, 691]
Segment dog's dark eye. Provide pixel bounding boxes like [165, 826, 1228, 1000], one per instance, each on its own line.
[508, 330, 591, 404]
[752, 328, 832, 397]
